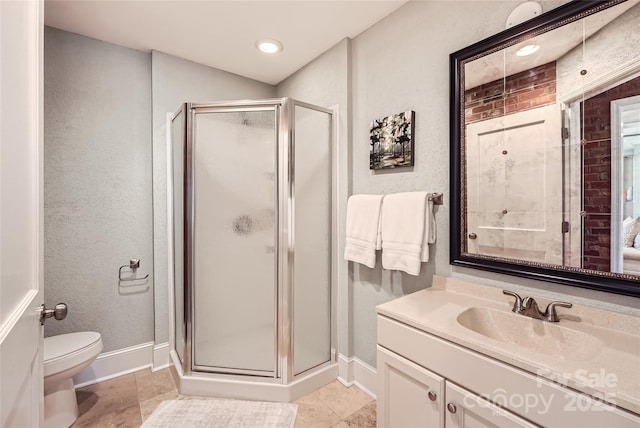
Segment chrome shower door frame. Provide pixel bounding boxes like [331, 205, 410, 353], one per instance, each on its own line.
[185, 101, 280, 378]
[282, 98, 337, 384]
[174, 98, 337, 384]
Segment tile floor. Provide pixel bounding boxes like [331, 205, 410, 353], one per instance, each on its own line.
[72, 367, 376, 427]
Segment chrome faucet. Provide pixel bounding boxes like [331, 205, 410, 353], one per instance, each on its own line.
[503, 290, 572, 322]
[503, 290, 523, 312]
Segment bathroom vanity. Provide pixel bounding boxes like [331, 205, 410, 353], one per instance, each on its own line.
[376, 276, 640, 427]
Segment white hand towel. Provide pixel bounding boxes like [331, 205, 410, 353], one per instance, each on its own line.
[344, 194, 384, 268]
[420, 198, 437, 262]
[381, 192, 428, 275]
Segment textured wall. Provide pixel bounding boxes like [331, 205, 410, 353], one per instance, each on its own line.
[151, 51, 275, 344]
[44, 0, 640, 368]
[43, 27, 154, 352]
[275, 3, 580, 367]
[346, 0, 640, 368]
[348, 0, 512, 367]
[276, 39, 352, 356]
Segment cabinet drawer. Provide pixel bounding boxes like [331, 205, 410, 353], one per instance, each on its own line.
[378, 315, 640, 427]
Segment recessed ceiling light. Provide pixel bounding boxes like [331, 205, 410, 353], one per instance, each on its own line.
[256, 39, 283, 54]
[516, 44, 540, 56]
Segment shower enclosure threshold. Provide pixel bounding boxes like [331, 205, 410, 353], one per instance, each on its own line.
[169, 351, 339, 402]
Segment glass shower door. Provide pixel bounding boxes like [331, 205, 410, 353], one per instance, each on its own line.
[191, 108, 278, 376]
[292, 103, 333, 376]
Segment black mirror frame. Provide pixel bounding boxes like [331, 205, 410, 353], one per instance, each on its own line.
[450, 0, 640, 297]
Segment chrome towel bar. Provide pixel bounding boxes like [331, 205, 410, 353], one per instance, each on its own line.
[428, 192, 444, 205]
[118, 258, 149, 284]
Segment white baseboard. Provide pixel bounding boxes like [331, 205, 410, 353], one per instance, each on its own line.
[337, 353, 377, 399]
[73, 342, 154, 388]
[71, 344, 377, 400]
[337, 354, 354, 386]
[152, 342, 170, 371]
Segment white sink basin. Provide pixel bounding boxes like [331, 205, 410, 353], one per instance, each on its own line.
[456, 307, 604, 361]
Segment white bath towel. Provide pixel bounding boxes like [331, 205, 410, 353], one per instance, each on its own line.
[381, 192, 429, 275]
[344, 194, 384, 268]
[420, 198, 437, 262]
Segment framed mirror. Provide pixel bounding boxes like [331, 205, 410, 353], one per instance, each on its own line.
[450, 0, 640, 296]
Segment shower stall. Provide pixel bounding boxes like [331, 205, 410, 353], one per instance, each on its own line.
[169, 98, 337, 401]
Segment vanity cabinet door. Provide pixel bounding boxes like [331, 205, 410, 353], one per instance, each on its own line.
[445, 382, 539, 428]
[377, 346, 445, 428]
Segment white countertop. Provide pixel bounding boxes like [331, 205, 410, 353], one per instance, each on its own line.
[376, 275, 640, 414]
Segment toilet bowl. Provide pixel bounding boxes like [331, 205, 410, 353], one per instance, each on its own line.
[44, 332, 103, 428]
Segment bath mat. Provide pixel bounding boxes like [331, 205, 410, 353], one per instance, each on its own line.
[141, 399, 298, 428]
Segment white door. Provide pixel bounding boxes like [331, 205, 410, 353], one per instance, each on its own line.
[466, 104, 563, 265]
[0, 0, 45, 426]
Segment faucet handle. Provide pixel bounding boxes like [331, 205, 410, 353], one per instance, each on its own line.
[522, 296, 539, 309]
[503, 290, 523, 312]
[544, 301, 573, 322]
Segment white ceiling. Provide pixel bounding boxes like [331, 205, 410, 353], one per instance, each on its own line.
[44, 0, 408, 85]
[465, 0, 639, 89]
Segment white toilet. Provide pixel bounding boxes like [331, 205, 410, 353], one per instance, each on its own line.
[44, 332, 103, 428]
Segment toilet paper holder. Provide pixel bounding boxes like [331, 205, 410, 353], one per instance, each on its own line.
[118, 258, 149, 283]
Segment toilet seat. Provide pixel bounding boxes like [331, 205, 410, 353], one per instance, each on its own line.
[44, 331, 102, 378]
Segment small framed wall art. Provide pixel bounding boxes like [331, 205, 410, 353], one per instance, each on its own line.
[369, 110, 415, 170]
